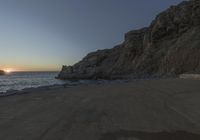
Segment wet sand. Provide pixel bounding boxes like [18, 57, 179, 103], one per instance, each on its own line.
[0, 79, 200, 140]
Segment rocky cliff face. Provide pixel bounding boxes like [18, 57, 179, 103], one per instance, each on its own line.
[58, 0, 200, 80]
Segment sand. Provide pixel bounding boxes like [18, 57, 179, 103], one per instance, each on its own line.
[0, 78, 200, 140]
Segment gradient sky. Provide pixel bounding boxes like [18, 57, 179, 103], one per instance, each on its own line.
[0, 0, 183, 71]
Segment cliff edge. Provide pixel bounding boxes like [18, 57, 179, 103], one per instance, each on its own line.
[58, 0, 200, 80]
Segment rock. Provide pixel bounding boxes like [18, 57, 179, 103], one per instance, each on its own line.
[58, 0, 200, 80]
[0, 70, 5, 75]
[179, 74, 200, 79]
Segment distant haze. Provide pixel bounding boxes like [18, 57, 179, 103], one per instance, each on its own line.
[0, 0, 183, 71]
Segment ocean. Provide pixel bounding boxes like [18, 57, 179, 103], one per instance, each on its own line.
[0, 72, 65, 93]
[0, 71, 132, 94]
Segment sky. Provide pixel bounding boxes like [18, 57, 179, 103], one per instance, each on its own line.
[0, 0, 183, 71]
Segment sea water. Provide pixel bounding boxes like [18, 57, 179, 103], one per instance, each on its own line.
[0, 72, 65, 93]
[0, 71, 132, 93]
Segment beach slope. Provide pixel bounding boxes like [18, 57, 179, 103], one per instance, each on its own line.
[0, 79, 200, 140]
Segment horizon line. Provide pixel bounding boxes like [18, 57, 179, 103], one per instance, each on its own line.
[10, 70, 60, 72]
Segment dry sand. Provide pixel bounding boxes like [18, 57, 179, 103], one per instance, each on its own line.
[0, 79, 200, 140]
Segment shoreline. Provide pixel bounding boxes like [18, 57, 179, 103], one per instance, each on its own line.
[0, 77, 165, 97]
[0, 84, 64, 97]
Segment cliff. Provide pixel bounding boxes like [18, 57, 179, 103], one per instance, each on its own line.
[58, 0, 200, 80]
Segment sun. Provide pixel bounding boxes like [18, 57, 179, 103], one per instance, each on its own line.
[4, 69, 12, 73]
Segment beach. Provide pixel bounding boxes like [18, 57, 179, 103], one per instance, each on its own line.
[0, 78, 200, 140]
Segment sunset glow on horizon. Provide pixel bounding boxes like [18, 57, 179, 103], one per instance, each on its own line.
[4, 68, 13, 73]
[2, 66, 60, 72]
